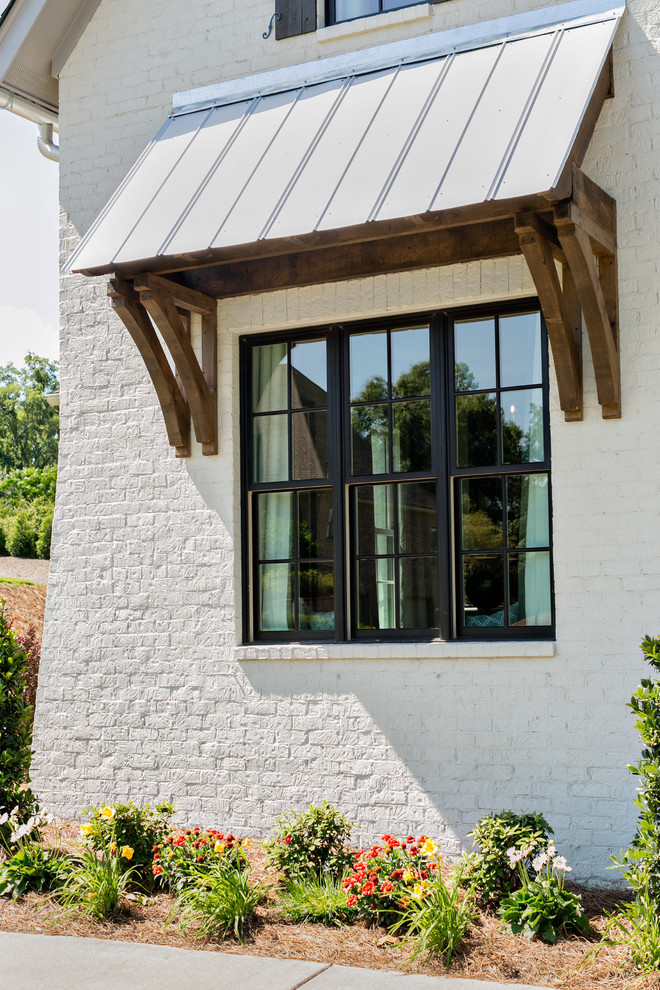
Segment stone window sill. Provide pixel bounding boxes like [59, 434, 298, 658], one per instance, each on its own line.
[318, 4, 434, 44]
[233, 641, 556, 661]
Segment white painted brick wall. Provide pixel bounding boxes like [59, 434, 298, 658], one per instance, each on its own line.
[32, 0, 660, 881]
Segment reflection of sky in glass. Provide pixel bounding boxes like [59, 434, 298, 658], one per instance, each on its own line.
[350, 332, 387, 400]
[290, 339, 326, 395]
[455, 319, 496, 391]
[391, 326, 429, 392]
[336, 0, 378, 20]
[500, 313, 542, 387]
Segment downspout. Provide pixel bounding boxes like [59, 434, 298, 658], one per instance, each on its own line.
[0, 86, 59, 162]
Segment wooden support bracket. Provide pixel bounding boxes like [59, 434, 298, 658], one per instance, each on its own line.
[515, 212, 582, 421]
[108, 279, 191, 455]
[109, 274, 218, 456]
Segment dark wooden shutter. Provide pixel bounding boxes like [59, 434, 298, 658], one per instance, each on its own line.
[275, 0, 317, 39]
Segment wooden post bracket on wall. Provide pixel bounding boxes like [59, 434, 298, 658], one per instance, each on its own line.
[515, 164, 620, 421]
[108, 274, 217, 457]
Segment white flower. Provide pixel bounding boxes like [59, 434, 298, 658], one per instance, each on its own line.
[553, 856, 571, 872]
[532, 851, 548, 872]
[506, 846, 525, 865]
[0, 813, 8, 826]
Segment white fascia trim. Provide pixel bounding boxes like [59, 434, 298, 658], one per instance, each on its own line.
[0, 0, 47, 81]
[173, 0, 625, 114]
[51, 0, 101, 77]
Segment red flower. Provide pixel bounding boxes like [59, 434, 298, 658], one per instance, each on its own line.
[197, 855, 204, 862]
[152, 845, 160, 853]
[379, 880, 394, 893]
[346, 894, 358, 907]
[193, 827, 200, 835]
[152, 865, 163, 876]
[409, 846, 418, 855]
[407, 835, 415, 844]
[285, 835, 292, 844]
[153, 852, 161, 860]
[185, 829, 192, 836]
[362, 881, 377, 896]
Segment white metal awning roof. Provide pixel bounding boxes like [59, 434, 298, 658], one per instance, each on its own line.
[68, 0, 623, 277]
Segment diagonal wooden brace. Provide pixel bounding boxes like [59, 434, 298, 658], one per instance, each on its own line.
[555, 214, 620, 419]
[135, 275, 218, 454]
[108, 279, 191, 455]
[515, 212, 582, 421]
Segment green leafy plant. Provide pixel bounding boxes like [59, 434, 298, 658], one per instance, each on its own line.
[459, 810, 553, 903]
[54, 846, 137, 919]
[0, 843, 70, 899]
[390, 867, 476, 963]
[35, 509, 53, 560]
[279, 875, 357, 927]
[169, 865, 266, 942]
[264, 802, 354, 881]
[497, 842, 588, 943]
[342, 833, 444, 928]
[80, 801, 174, 884]
[154, 827, 249, 891]
[589, 636, 660, 973]
[5, 510, 37, 558]
[0, 599, 37, 846]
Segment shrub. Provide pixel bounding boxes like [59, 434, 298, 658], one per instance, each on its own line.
[154, 827, 249, 891]
[0, 467, 57, 508]
[14, 623, 40, 717]
[35, 510, 53, 560]
[0, 843, 70, 899]
[342, 833, 443, 928]
[0, 523, 6, 556]
[279, 875, 357, 927]
[264, 802, 354, 881]
[390, 868, 476, 963]
[5, 510, 37, 558]
[56, 846, 136, 919]
[0, 599, 37, 847]
[81, 802, 174, 884]
[498, 842, 587, 943]
[170, 865, 265, 942]
[459, 810, 553, 903]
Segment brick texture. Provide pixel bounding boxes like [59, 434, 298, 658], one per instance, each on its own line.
[32, 0, 660, 881]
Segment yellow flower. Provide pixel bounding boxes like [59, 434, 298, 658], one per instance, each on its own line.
[214, 841, 225, 854]
[402, 870, 414, 883]
[100, 806, 116, 820]
[413, 883, 426, 898]
[80, 824, 93, 837]
[121, 845, 134, 861]
[420, 838, 439, 857]
[244, 838, 251, 847]
[109, 841, 117, 854]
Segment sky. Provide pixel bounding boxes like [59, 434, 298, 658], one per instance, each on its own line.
[0, 110, 60, 368]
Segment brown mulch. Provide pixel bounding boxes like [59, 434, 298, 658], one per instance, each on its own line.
[0, 825, 657, 990]
[0, 579, 47, 642]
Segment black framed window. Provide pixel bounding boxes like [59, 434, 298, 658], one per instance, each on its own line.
[241, 302, 553, 643]
[327, 0, 426, 26]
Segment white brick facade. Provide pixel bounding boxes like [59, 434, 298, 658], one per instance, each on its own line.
[32, 0, 660, 881]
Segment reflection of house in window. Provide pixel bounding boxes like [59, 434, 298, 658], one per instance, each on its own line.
[291, 367, 328, 481]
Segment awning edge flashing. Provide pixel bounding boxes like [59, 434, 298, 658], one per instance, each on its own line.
[172, 0, 624, 116]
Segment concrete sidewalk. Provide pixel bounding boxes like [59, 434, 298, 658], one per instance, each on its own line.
[0, 932, 548, 990]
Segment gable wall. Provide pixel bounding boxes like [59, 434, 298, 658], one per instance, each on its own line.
[34, 0, 660, 879]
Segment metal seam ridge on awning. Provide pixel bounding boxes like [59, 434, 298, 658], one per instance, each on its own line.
[67, 1, 624, 277]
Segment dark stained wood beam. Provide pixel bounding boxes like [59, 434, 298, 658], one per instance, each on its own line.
[554, 167, 616, 256]
[136, 281, 217, 451]
[555, 215, 620, 418]
[515, 212, 582, 420]
[107, 279, 191, 456]
[177, 219, 522, 297]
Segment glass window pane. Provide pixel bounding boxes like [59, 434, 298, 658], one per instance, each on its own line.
[257, 492, 294, 560]
[462, 555, 505, 627]
[351, 404, 389, 475]
[509, 552, 552, 627]
[292, 410, 328, 480]
[392, 400, 431, 472]
[336, 0, 379, 21]
[507, 474, 549, 549]
[253, 342, 287, 412]
[400, 557, 438, 629]
[391, 326, 430, 397]
[290, 339, 327, 408]
[356, 485, 394, 557]
[253, 414, 288, 482]
[500, 312, 542, 387]
[357, 558, 395, 630]
[299, 564, 335, 631]
[459, 478, 503, 551]
[383, 0, 423, 8]
[455, 319, 496, 391]
[455, 393, 497, 467]
[350, 331, 388, 401]
[502, 388, 544, 464]
[298, 488, 334, 559]
[260, 563, 294, 631]
[399, 482, 437, 554]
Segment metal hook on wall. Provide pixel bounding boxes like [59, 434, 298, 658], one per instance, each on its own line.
[263, 10, 281, 39]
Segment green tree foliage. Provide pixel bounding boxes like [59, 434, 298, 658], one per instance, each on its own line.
[0, 355, 59, 473]
[0, 599, 37, 846]
[0, 465, 57, 560]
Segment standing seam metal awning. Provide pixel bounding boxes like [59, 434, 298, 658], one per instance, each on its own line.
[68, 2, 623, 276]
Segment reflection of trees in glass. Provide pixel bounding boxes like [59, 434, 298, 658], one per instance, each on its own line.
[298, 520, 318, 558]
[462, 508, 501, 550]
[352, 361, 431, 473]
